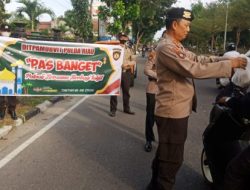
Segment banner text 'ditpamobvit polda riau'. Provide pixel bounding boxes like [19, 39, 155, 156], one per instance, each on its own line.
[0, 37, 124, 96]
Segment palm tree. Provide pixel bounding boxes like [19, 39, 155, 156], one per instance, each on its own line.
[17, 0, 55, 31]
[0, 0, 10, 25]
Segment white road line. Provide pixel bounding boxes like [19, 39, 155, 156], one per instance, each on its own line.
[0, 96, 89, 170]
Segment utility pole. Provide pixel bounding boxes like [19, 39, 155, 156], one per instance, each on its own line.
[223, 2, 229, 51]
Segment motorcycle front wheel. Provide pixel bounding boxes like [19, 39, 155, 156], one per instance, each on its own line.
[201, 148, 214, 185]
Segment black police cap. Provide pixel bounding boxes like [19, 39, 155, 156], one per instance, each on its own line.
[166, 7, 194, 22]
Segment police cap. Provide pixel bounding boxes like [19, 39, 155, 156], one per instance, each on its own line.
[166, 7, 194, 22]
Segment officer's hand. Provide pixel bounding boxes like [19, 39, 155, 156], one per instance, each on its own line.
[231, 57, 247, 69]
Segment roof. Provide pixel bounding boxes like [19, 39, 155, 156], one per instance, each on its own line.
[0, 68, 16, 81]
[95, 40, 120, 45]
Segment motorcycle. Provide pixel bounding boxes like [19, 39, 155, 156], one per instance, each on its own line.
[201, 103, 250, 189]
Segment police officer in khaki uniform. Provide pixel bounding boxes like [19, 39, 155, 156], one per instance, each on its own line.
[144, 50, 158, 152]
[146, 8, 247, 190]
[0, 24, 18, 120]
[109, 33, 136, 117]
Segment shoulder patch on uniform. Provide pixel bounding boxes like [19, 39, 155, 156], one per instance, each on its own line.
[178, 52, 186, 59]
[171, 47, 186, 59]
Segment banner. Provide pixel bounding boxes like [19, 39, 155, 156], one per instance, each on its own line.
[0, 37, 124, 96]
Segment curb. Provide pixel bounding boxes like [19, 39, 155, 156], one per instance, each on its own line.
[0, 96, 64, 139]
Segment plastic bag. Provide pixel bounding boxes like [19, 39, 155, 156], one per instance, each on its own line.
[231, 55, 250, 88]
[219, 78, 230, 87]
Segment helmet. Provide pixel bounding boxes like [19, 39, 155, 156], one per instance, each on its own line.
[0, 24, 11, 37]
[226, 43, 236, 52]
[0, 24, 10, 32]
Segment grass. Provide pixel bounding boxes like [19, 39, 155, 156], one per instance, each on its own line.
[0, 96, 52, 127]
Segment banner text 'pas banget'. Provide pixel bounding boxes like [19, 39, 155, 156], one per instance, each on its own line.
[0, 37, 124, 96]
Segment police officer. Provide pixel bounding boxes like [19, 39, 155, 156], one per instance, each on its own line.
[144, 50, 158, 152]
[109, 33, 135, 117]
[0, 24, 18, 120]
[146, 7, 247, 190]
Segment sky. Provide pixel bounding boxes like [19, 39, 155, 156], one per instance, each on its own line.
[5, 0, 216, 39]
[5, 0, 217, 21]
[5, 0, 73, 21]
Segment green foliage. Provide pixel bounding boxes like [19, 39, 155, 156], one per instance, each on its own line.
[189, 0, 250, 52]
[64, 0, 93, 41]
[133, 0, 176, 43]
[98, 0, 140, 35]
[0, 0, 11, 25]
[99, 0, 176, 44]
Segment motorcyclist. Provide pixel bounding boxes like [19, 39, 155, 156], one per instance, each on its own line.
[216, 56, 250, 190]
[217, 91, 250, 190]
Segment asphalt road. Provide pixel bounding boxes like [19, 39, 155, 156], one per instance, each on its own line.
[0, 56, 220, 190]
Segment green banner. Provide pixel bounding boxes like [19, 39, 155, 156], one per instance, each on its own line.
[0, 37, 124, 96]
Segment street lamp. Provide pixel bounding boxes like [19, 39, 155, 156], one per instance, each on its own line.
[223, 2, 229, 51]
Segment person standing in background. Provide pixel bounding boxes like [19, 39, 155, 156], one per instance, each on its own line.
[109, 33, 136, 117]
[144, 50, 158, 152]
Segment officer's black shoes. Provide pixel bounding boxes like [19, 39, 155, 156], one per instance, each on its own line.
[109, 111, 116, 117]
[0, 110, 5, 120]
[8, 110, 18, 120]
[123, 110, 135, 115]
[144, 141, 152, 152]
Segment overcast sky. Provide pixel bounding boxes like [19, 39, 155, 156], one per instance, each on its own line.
[5, 0, 217, 21]
[5, 0, 73, 20]
[5, 0, 217, 39]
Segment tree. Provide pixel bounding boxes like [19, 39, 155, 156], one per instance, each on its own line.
[64, 0, 93, 42]
[16, 0, 55, 31]
[89, 0, 94, 19]
[98, 0, 176, 49]
[188, 1, 229, 50]
[0, 0, 11, 25]
[131, 0, 176, 51]
[98, 0, 140, 35]
[229, 0, 250, 47]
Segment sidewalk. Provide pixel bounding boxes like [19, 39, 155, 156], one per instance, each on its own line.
[0, 96, 64, 139]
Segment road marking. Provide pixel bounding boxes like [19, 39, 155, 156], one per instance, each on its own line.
[0, 96, 89, 170]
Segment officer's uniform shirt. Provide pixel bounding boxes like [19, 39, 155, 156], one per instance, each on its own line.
[122, 46, 135, 73]
[155, 34, 232, 118]
[144, 58, 158, 94]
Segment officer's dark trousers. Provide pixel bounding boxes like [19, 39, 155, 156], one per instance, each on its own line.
[224, 145, 250, 190]
[145, 93, 155, 142]
[110, 71, 132, 113]
[150, 116, 188, 190]
[0, 96, 17, 111]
